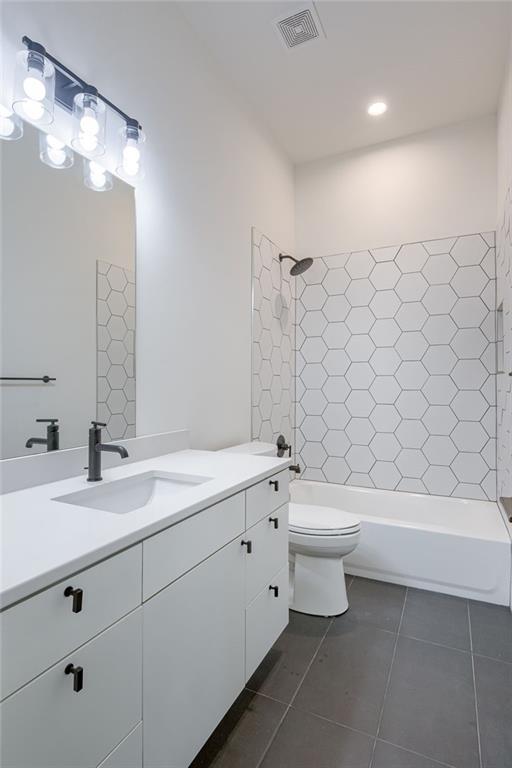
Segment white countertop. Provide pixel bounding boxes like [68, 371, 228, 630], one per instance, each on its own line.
[0, 449, 290, 610]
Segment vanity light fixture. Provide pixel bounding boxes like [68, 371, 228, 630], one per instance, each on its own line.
[117, 118, 145, 181]
[39, 132, 74, 169]
[0, 104, 23, 140]
[13, 41, 55, 125]
[71, 86, 106, 158]
[367, 101, 388, 117]
[83, 158, 113, 192]
[11, 37, 145, 187]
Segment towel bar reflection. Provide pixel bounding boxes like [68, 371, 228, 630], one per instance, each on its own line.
[1, 376, 56, 383]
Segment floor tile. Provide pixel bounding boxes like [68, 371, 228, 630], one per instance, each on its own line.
[379, 636, 479, 768]
[260, 708, 374, 768]
[469, 600, 512, 663]
[190, 690, 286, 768]
[293, 618, 396, 735]
[246, 612, 331, 703]
[400, 589, 470, 651]
[344, 577, 406, 632]
[372, 740, 452, 768]
[474, 654, 512, 768]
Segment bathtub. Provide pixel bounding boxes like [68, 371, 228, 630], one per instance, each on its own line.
[291, 480, 512, 606]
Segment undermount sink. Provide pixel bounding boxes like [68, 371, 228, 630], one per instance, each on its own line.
[54, 471, 213, 514]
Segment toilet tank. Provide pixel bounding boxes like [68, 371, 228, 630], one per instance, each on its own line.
[220, 441, 277, 457]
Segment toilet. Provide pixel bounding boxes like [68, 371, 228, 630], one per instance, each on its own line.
[221, 441, 361, 617]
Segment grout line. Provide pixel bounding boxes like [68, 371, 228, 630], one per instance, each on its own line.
[468, 603, 483, 768]
[376, 737, 458, 768]
[368, 587, 408, 768]
[255, 616, 333, 768]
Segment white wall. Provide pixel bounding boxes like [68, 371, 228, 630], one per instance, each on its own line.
[295, 116, 497, 257]
[1, 2, 295, 450]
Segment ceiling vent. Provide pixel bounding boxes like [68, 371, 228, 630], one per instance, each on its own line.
[276, 8, 322, 49]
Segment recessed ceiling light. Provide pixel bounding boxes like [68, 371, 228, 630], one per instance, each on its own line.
[367, 101, 388, 117]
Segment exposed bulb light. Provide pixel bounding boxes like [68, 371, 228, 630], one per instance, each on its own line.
[39, 132, 74, 169]
[23, 75, 46, 102]
[13, 43, 55, 125]
[72, 88, 106, 157]
[117, 119, 145, 183]
[0, 103, 23, 140]
[367, 101, 388, 117]
[84, 158, 112, 191]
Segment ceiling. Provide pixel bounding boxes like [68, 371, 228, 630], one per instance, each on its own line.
[179, 1, 512, 164]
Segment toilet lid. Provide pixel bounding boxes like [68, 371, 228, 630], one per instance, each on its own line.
[289, 503, 360, 536]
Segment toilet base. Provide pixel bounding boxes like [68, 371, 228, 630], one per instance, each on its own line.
[289, 553, 349, 617]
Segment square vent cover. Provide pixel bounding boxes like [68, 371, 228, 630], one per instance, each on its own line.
[276, 8, 322, 48]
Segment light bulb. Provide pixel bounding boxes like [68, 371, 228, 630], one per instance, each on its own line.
[23, 99, 45, 121]
[90, 171, 106, 188]
[46, 134, 65, 150]
[0, 116, 15, 137]
[123, 160, 140, 177]
[123, 140, 140, 164]
[23, 74, 46, 101]
[80, 107, 99, 136]
[47, 147, 67, 166]
[79, 132, 98, 153]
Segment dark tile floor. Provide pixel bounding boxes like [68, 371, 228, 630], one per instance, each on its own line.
[192, 577, 512, 768]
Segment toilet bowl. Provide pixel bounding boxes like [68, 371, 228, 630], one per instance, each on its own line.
[220, 440, 361, 617]
[289, 502, 360, 616]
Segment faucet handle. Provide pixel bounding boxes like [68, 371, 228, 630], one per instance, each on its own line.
[91, 421, 106, 428]
[36, 418, 59, 424]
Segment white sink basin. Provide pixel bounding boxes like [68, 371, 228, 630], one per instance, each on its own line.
[54, 471, 213, 514]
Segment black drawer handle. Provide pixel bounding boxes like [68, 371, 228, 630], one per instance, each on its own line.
[269, 516, 279, 529]
[65, 664, 83, 692]
[269, 480, 279, 492]
[241, 539, 252, 554]
[64, 586, 83, 613]
[269, 585, 279, 597]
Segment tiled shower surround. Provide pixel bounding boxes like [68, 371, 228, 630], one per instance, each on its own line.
[294, 233, 497, 501]
[96, 260, 136, 441]
[251, 229, 295, 445]
[497, 186, 512, 502]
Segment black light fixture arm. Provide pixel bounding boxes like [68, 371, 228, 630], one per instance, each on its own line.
[22, 36, 141, 130]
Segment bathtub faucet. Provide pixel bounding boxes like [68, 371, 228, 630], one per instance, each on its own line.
[290, 464, 301, 474]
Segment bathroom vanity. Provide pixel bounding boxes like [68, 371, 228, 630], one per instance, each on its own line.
[0, 450, 290, 768]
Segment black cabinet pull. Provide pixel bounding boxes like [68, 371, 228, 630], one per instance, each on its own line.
[269, 516, 279, 529]
[241, 539, 252, 554]
[269, 585, 279, 597]
[64, 586, 83, 613]
[269, 480, 279, 492]
[65, 664, 83, 692]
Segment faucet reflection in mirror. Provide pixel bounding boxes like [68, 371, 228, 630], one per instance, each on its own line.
[1, 36, 146, 189]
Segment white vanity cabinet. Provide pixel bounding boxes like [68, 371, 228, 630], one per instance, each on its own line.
[0, 469, 289, 768]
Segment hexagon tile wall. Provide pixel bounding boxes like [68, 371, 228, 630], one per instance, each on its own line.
[96, 261, 136, 441]
[294, 233, 497, 501]
[497, 186, 512, 503]
[252, 228, 295, 447]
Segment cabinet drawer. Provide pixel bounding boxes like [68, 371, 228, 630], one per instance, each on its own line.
[143, 492, 245, 600]
[97, 723, 142, 768]
[245, 566, 289, 681]
[245, 503, 289, 605]
[0, 609, 142, 768]
[0, 545, 142, 700]
[246, 470, 289, 528]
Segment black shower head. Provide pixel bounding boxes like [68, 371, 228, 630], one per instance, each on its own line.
[279, 253, 314, 276]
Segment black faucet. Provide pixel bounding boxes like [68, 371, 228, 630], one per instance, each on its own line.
[26, 419, 60, 451]
[87, 421, 129, 482]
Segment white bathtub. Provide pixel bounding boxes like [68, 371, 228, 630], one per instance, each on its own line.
[291, 480, 512, 606]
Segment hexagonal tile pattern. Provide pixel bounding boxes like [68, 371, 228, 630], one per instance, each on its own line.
[259, 232, 498, 500]
[496, 186, 511, 503]
[97, 261, 135, 440]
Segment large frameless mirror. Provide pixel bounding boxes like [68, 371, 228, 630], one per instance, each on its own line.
[1, 122, 136, 459]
